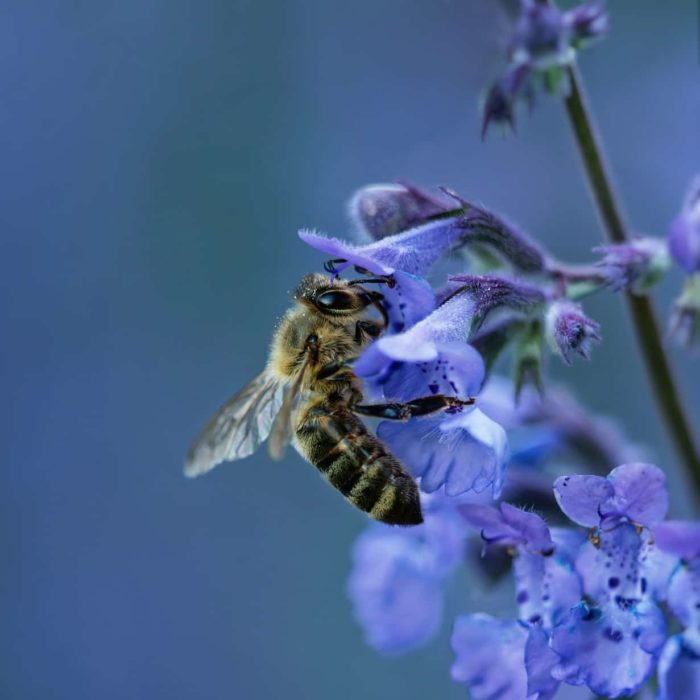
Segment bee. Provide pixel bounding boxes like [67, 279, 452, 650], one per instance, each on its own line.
[185, 269, 472, 525]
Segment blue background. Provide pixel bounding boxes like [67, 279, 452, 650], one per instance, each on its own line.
[2, 1, 698, 698]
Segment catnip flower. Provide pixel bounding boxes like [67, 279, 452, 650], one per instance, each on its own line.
[347, 491, 480, 654]
[455, 503, 583, 700]
[355, 293, 508, 497]
[551, 464, 669, 697]
[545, 299, 601, 364]
[449, 464, 680, 699]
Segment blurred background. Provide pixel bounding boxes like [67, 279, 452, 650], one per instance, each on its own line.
[2, 1, 698, 698]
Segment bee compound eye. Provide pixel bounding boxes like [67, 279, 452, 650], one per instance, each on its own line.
[315, 289, 357, 311]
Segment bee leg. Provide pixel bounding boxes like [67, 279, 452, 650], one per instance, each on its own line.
[353, 394, 475, 421]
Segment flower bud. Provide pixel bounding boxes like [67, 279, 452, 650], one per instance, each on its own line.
[481, 64, 533, 139]
[667, 175, 700, 274]
[348, 183, 451, 241]
[545, 300, 601, 365]
[594, 237, 670, 294]
[565, 2, 609, 48]
[668, 274, 700, 349]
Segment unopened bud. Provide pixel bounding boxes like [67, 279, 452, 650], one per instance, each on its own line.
[545, 300, 601, 365]
[348, 183, 451, 241]
[668, 175, 700, 274]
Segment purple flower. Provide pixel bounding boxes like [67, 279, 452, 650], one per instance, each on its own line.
[354, 291, 481, 398]
[347, 525, 444, 654]
[354, 293, 509, 497]
[545, 300, 601, 365]
[668, 175, 700, 274]
[348, 183, 454, 242]
[549, 465, 670, 697]
[481, 63, 533, 139]
[554, 462, 669, 530]
[594, 237, 670, 293]
[347, 492, 476, 654]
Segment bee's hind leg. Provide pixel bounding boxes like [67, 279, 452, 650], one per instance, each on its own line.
[352, 394, 475, 421]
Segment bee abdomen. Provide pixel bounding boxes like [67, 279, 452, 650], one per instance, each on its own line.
[296, 406, 422, 526]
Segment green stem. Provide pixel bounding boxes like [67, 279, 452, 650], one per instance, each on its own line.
[562, 63, 700, 494]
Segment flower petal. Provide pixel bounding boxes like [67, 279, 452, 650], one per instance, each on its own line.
[575, 523, 646, 603]
[654, 520, 700, 560]
[553, 474, 614, 527]
[605, 462, 669, 527]
[369, 292, 478, 363]
[378, 408, 507, 498]
[514, 544, 582, 628]
[347, 526, 442, 655]
[451, 614, 529, 700]
[381, 271, 435, 334]
[666, 558, 700, 629]
[658, 634, 700, 700]
[524, 626, 560, 700]
[299, 214, 471, 277]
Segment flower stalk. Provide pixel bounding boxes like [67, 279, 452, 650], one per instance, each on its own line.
[562, 62, 700, 495]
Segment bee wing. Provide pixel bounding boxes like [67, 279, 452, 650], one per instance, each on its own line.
[184, 370, 286, 477]
[267, 355, 310, 461]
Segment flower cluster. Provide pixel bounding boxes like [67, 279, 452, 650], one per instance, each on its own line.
[450, 462, 691, 699]
[482, 0, 608, 137]
[350, 462, 697, 699]
[295, 178, 699, 698]
[288, 3, 698, 699]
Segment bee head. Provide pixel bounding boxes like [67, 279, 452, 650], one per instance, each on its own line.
[293, 273, 378, 318]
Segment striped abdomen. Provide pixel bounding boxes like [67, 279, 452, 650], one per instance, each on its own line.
[294, 396, 422, 525]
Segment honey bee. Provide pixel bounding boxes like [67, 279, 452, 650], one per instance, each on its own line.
[185, 269, 472, 525]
